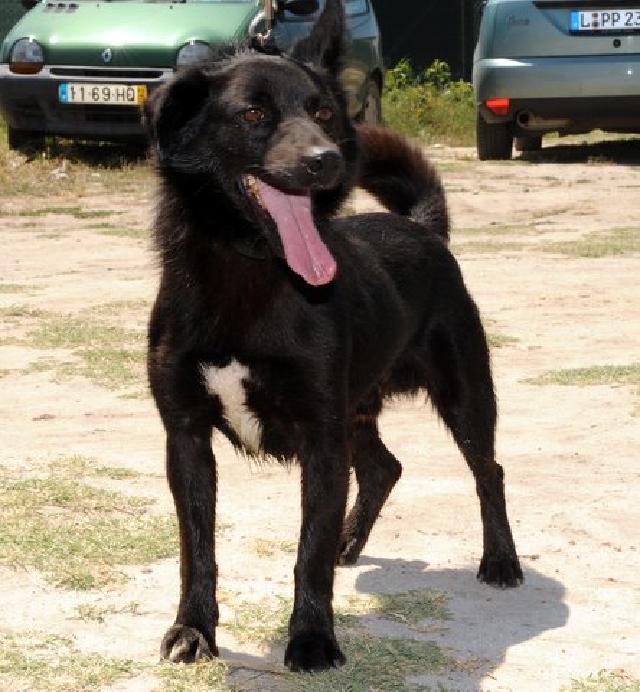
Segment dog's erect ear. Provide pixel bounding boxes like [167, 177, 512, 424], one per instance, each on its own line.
[290, 0, 346, 75]
[143, 67, 211, 161]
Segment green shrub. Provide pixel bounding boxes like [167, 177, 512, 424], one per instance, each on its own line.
[382, 59, 475, 146]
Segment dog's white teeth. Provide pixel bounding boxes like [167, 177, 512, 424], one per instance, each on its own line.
[244, 175, 265, 208]
[245, 174, 258, 193]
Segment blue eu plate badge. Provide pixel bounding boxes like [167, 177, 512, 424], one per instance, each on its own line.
[570, 11, 580, 32]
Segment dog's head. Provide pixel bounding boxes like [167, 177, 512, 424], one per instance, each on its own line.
[144, 0, 357, 286]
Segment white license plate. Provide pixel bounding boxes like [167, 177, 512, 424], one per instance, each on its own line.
[58, 82, 147, 106]
[571, 9, 640, 32]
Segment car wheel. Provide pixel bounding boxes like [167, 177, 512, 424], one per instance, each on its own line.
[476, 113, 513, 160]
[359, 79, 382, 126]
[7, 127, 45, 154]
[514, 135, 542, 153]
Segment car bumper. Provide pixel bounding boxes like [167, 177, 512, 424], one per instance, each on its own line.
[474, 56, 640, 130]
[0, 65, 172, 140]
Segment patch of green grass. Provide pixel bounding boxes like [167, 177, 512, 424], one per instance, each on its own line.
[0, 115, 152, 199]
[8, 205, 117, 220]
[0, 632, 140, 691]
[93, 225, 148, 240]
[544, 228, 640, 258]
[382, 59, 474, 146]
[253, 538, 297, 558]
[526, 364, 640, 388]
[21, 311, 146, 390]
[437, 161, 475, 174]
[81, 299, 151, 318]
[156, 659, 231, 692]
[454, 223, 542, 238]
[487, 332, 520, 349]
[286, 633, 454, 692]
[526, 364, 640, 416]
[224, 596, 292, 645]
[0, 458, 179, 589]
[452, 240, 528, 254]
[223, 596, 358, 647]
[94, 465, 142, 480]
[569, 670, 640, 691]
[27, 313, 144, 350]
[74, 600, 142, 623]
[346, 589, 451, 625]
[0, 283, 37, 294]
[0, 304, 46, 321]
[37, 232, 65, 240]
[483, 318, 520, 350]
[47, 454, 95, 474]
[224, 591, 457, 691]
[61, 345, 146, 390]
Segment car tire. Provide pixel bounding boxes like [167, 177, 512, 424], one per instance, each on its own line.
[358, 78, 382, 126]
[515, 135, 542, 153]
[476, 113, 513, 160]
[7, 127, 45, 154]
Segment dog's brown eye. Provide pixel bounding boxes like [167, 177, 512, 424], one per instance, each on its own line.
[242, 108, 265, 123]
[315, 106, 334, 122]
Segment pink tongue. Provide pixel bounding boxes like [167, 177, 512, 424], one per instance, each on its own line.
[256, 179, 337, 286]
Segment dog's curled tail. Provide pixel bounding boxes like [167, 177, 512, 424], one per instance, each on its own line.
[356, 125, 449, 242]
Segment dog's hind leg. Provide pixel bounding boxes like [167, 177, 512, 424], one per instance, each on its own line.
[338, 403, 402, 566]
[160, 427, 219, 663]
[423, 306, 523, 588]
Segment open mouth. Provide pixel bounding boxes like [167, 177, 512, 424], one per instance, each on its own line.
[241, 174, 337, 287]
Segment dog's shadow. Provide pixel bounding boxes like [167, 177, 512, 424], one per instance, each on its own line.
[350, 555, 568, 689]
[220, 555, 567, 690]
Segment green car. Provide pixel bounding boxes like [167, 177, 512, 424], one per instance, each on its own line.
[0, 0, 383, 150]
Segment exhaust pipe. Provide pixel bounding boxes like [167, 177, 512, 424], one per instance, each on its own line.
[517, 111, 571, 131]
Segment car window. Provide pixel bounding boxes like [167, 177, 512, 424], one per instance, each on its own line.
[345, 0, 368, 17]
[281, 0, 322, 22]
[282, 0, 369, 22]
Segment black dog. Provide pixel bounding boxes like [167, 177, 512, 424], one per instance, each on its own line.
[144, 0, 522, 673]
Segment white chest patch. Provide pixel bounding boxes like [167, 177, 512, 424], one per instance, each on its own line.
[201, 360, 263, 455]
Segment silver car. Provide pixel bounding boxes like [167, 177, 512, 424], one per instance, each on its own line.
[473, 0, 640, 159]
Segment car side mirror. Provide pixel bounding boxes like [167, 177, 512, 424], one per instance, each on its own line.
[22, 0, 39, 9]
[279, 0, 319, 16]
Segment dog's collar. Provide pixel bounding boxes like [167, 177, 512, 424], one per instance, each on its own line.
[231, 235, 270, 260]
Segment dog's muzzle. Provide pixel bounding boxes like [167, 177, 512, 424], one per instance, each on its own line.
[301, 146, 344, 188]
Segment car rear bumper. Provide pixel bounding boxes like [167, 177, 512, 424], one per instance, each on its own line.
[474, 55, 640, 101]
[474, 56, 640, 130]
[0, 64, 172, 139]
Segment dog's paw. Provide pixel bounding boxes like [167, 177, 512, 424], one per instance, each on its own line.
[160, 624, 217, 663]
[284, 631, 346, 672]
[477, 552, 524, 588]
[337, 533, 364, 566]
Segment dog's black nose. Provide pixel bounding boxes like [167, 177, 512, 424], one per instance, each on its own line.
[302, 147, 343, 184]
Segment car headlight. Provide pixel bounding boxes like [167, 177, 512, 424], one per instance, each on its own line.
[10, 38, 44, 75]
[176, 41, 213, 68]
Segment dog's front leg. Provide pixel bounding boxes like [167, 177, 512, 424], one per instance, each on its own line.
[160, 427, 218, 663]
[285, 431, 349, 672]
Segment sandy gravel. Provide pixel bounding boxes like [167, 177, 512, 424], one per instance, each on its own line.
[0, 136, 638, 691]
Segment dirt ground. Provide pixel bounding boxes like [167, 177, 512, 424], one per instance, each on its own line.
[1, 136, 639, 691]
